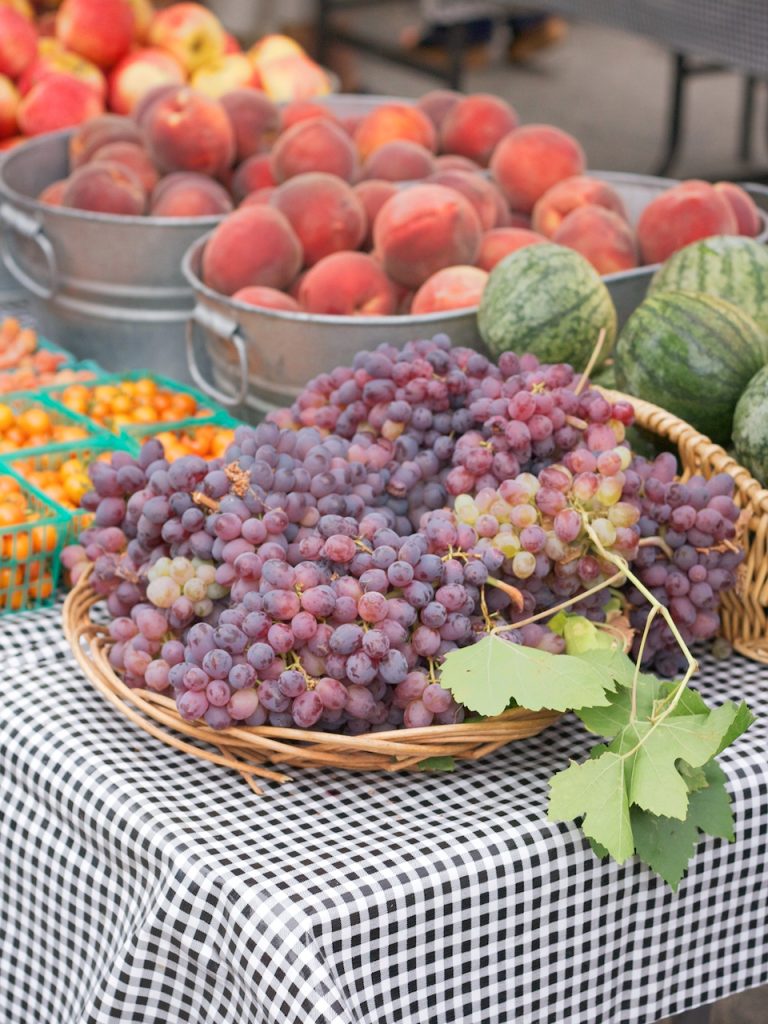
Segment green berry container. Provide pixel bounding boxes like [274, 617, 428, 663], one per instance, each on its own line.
[0, 392, 112, 459]
[40, 370, 225, 439]
[0, 462, 70, 617]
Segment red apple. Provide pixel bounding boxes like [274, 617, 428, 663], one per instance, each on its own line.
[0, 6, 38, 79]
[191, 54, 258, 98]
[108, 46, 185, 115]
[148, 2, 226, 73]
[0, 73, 19, 139]
[18, 72, 104, 135]
[56, 0, 135, 70]
[18, 38, 107, 100]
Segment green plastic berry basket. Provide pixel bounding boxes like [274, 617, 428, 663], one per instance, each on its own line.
[2, 435, 136, 545]
[120, 410, 240, 454]
[0, 392, 113, 459]
[40, 370, 225, 440]
[0, 462, 70, 617]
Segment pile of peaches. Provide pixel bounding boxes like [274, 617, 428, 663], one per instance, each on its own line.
[197, 90, 761, 318]
[0, 0, 330, 147]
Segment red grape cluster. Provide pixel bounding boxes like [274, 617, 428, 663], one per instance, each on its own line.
[64, 336, 744, 734]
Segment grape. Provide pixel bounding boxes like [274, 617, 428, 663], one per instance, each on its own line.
[404, 700, 433, 728]
[228, 688, 260, 721]
[292, 691, 324, 728]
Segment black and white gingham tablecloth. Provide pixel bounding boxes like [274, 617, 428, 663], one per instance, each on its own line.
[1, 602, 766, 1024]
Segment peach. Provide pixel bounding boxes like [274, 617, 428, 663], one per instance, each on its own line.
[17, 73, 104, 135]
[151, 176, 232, 217]
[89, 141, 159, 193]
[269, 117, 358, 183]
[476, 227, 547, 271]
[107, 47, 185, 115]
[339, 114, 361, 138]
[0, 74, 19, 140]
[433, 153, 481, 173]
[55, 0, 135, 69]
[240, 185, 276, 208]
[490, 124, 586, 213]
[411, 265, 488, 314]
[417, 89, 461, 130]
[354, 103, 437, 161]
[232, 285, 300, 312]
[362, 140, 435, 182]
[439, 93, 518, 166]
[39, 179, 68, 206]
[0, 134, 23, 151]
[132, 81, 178, 128]
[69, 113, 141, 167]
[272, 172, 366, 266]
[288, 270, 306, 301]
[231, 154, 275, 202]
[281, 100, 337, 131]
[18, 39, 107, 100]
[220, 89, 279, 162]
[531, 175, 627, 238]
[202, 204, 302, 295]
[191, 54, 258, 98]
[373, 183, 482, 288]
[61, 160, 147, 215]
[0, 7, 37, 79]
[714, 181, 762, 236]
[636, 181, 738, 264]
[427, 169, 498, 230]
[148, 2, 226, 73]
[489, 184, 512, 227]
[255, 55, 330, 103]
[299, 251, 397, 316]
[552, 205, 639, 274]
[353, 179, 397, 247]
[144, 86, 235, 176]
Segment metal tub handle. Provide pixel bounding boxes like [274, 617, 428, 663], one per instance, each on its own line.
[0, 202, 59, 300]
[186, 303, 248, 407]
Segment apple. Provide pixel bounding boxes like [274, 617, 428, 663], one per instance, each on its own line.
[126, 0, 153, 43]
[191, 53, 258, 98]
[56, 0, 135, 70]
[108, 46, 185, 115]
[18, 72, 104, 135]
[0, 73, 19, 139]
[19, 38, 107, 100]
[0, 0, 33, 18]
[223, 32, 242, 55]
[147, 2, 226, 74]
[256, 55, 331, 103]
[0, 6, 38, 79]
[248, 33, 305, 68]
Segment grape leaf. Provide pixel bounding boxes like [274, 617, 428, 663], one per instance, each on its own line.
[714, 701, 755, 754]
[688, 760, 734, 840]
[440, 634, 618, 716]
[417, 756, 456, 772]
[573, 647, 637, 687]
[587, 836, 609, 860]
[678, 761, 709, 793]
[576, 667, 662, 735]
[631, 807, 700, 891]
[548, 753, 634, 863]
[611, 702, 740, 820]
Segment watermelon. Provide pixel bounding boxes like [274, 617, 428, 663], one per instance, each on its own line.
[614, 290, 768, 446]
[477, 242, 617, 368]
[733, 364, 768, 485]
[648, 234, 768, 332]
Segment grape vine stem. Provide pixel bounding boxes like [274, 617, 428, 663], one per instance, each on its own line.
[583, 520, 698, 744]
[574, 327, 607, 396]
[489, 571, 624, 636]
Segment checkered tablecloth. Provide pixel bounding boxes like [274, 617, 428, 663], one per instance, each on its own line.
[1, 602, 766, 1024]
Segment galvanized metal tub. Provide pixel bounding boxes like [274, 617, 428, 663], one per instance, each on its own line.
[182, 233, 480, 419]
[183, 164, 768, 419]
[0, 129, 227, 382]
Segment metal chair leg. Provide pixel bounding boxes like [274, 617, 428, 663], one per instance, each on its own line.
[656, 52, 687, 176]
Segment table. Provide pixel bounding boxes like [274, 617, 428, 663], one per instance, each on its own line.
[1, 602, 767, 1024]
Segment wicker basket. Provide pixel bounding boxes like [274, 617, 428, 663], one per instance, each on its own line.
[62, 576, 561, 793]
[602, 389, 768, 663]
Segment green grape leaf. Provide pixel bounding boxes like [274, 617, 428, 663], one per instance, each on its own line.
[611, 702, 740, 820]
[573, 647, 638, 687]
[548, 752, 634, 863]
[688, 760, 734, 840]
[631, 807, 700, 891]
[714, 701, 755, 754]
[678, 761, 709, 793]
[440, 634, 618, 716]
[417, 756, 456, 772]
[587, 836, 609, 860]
[576, 667, 662, 736]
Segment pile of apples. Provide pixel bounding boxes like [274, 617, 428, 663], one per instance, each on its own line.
[0, 0, 331, 148]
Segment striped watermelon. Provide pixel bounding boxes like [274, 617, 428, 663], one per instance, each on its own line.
[648, 235, 768, 332]
[733, 365, 768, 485]
[614, 291, 768, 445]
[477, 243, 617, 367]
